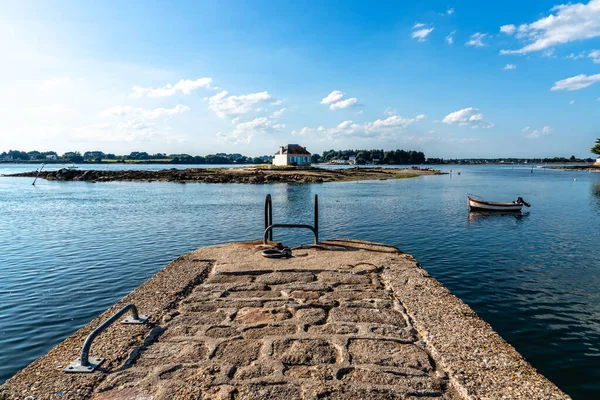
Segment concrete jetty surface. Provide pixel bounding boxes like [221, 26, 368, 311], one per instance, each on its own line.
[0, 240, 569, 399]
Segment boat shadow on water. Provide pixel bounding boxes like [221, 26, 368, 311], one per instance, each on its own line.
[468, 211, 531, 224]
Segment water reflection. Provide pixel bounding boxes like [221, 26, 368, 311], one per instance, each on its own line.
[592, 183, 600, 209]
[468, 211, 530, 224]
[2, 164, 600, 398]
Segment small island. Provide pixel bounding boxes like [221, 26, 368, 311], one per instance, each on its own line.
[546, 164, 600, 171]
[4, 166, 444, 184]
[546, 138, 600, 171]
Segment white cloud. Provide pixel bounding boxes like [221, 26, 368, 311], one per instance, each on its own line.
[500, 24, 517, 35]
[412, 27, 435, 41]
[217, 117, 282, 144]
[414, 23, 426, 29]
[503, 64, 517, 70]
[337, 120, 353, 130]
[99, 104, 190, 119]
[542, 48, 556, 58]
[321, 90, 345, 105]
[321, 90, 360, 110]
[589, 49, 600, 63]
[466, 32, 487, 47]
[291, 127, 315, 137]
[447, 8, 455, 15]
[500, 0, 600, 55]
[270, 108, 286, 118]
[130, 77, 213, 98]
[565, 51, 586, 60]
[525, 126, 551, 139]
[443, 108, 483, 124]
[294, 113, 425, 141]
[442, 107, 493, 128]
[522, 126, 530, 133]
[329, 97, 358, 110]
[570, 100, 575, 104]
[327, 113, 425, 138]
[207, 90, 273, 118]
[372, 115, 416, 129]
[446, 30, 456, 44]
[73, 120, 187, 144]
[551, 73, 600, 91]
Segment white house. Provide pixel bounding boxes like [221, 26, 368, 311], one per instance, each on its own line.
[46, 154, 57, 160]
[273, 144, 311, 167]
[595, 158, 600, 165]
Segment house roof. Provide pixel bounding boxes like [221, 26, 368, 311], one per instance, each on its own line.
[275, 144, 311, 155]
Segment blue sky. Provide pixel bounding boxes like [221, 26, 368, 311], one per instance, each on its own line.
[0, 0, 599, 158]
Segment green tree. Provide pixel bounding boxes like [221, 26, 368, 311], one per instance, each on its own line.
[63, 151, 84, 163]
[591, 139, 600, 156]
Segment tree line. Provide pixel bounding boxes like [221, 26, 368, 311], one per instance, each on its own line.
[3, 146, 598, 165]
[425, 156, 596, 164]
[1, 149, 427, 165]
[0, 150, 270, 164]
[314, 149, 426, 164]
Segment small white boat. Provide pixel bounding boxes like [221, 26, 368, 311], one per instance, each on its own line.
[467, 194, 531, 212]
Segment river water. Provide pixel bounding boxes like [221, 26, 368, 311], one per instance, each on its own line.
[0, 163, 599, 398]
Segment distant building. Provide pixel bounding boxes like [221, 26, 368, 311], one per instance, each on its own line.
[595, 158, 600, 165]
[348, 156, 356, 164]
[46, 154, 57, 160]
[0, 155, 13, 161]
[273, 144, 311, 166]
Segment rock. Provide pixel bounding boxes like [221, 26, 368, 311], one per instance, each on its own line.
[234, 307, 292, 324]
[273, 339, 337, 365]
[212, 340, 262, 366]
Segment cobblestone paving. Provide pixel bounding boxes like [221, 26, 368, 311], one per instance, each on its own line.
[0, 241, 569, 399]
[94, 266, 456, 400]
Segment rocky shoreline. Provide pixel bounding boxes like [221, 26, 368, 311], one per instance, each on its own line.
[4, 166, 444, 184]
[546, 164, 600, 171]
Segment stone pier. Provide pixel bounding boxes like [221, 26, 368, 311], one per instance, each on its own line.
[0, 240, 569, 399]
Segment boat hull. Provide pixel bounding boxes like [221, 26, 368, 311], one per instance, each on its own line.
[468, 198, 523, 212]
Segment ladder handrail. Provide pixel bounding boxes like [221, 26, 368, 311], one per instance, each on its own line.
[263, 194, 319, 245]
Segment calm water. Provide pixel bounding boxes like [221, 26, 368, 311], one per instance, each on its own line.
[1, 164, 599, 398]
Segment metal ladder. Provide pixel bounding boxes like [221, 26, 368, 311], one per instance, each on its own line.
[263, 193, 319, 245]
